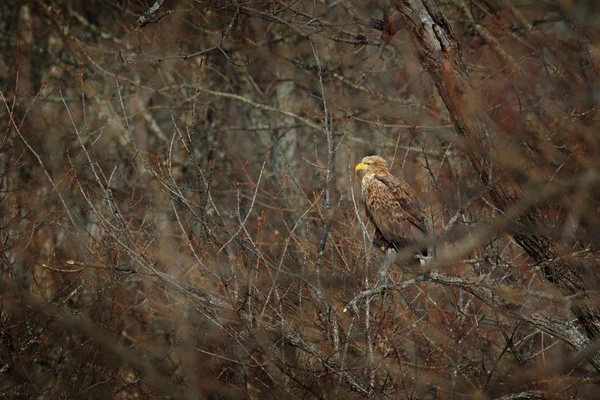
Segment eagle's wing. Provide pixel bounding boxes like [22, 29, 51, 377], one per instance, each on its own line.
[366, 173, 427, 249]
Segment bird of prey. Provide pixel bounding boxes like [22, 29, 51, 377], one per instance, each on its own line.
[355, 155, 428, 256]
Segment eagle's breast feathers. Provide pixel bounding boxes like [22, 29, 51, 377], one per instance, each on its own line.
[356, 156, 428, 255]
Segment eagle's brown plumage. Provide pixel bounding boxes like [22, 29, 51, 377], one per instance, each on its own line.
[355, 155, 428, 256]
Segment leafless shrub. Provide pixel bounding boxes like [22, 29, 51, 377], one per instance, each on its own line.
[1, 0, 599, 398]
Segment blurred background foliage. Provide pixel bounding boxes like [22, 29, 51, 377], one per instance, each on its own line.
[1, 0, 599, 398]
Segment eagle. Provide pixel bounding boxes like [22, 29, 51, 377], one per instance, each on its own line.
[355, 155, 428, 257]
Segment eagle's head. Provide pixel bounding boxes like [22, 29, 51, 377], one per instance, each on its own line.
[355, 155, 389, 177]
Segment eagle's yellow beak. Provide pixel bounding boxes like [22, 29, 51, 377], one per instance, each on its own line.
[355, 163, 368, 174]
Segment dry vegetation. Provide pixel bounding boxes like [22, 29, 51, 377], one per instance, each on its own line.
[1, 0, 600, 398]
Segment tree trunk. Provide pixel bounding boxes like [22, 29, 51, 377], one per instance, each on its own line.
[392, 0, 600, 346]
